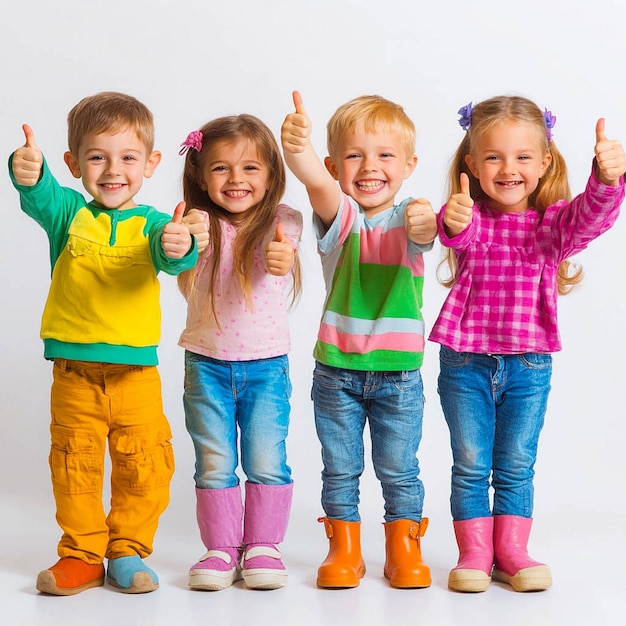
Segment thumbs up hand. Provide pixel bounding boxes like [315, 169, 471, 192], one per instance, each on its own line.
[182, 208, 210, 254]
[594, 118, 626, 186]
[281, 91, 311, 154]
[12, 124, 43, 186]
[265, 222, 295, 276]
[405, 198, 437, 244]
[443, 173, 474, 237]
[161, 201, 193, 258]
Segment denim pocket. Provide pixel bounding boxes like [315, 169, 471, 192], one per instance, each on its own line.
[519, 353, 552, 370]
[439, 346, 471, 367]
[312, 362, 351, 390]
[383, 369, 421, 391]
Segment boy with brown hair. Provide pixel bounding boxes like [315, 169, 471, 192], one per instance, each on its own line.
[9, 91, 197, 595]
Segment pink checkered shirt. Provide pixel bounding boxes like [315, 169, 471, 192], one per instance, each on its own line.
[429, 169, 624, 354]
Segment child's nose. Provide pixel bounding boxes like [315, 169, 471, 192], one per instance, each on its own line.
[501, 159, 517, 175]
[229, 168, 243, 183]
[361, 156, 377, 172]
[105, 159, 121, 175]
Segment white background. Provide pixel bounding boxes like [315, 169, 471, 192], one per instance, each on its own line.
[1, 1, 624, 624]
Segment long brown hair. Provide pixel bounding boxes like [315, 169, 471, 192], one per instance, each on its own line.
[177, 115, 302, 321]
[439, 95, 582, 295]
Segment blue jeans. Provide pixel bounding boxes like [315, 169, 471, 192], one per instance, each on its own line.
[183, 352, 292, 489]
[312, 362, 426, 523]
[437, 346, 552, 521]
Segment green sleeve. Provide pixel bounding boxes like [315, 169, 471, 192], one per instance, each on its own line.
[144, 209, 199, 275]
[9, 155, 86, 270]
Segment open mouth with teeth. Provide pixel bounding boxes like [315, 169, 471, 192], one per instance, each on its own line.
[356, 180, 386, 192]
[101, 183, 126, 189]
[224, 190, 250, 198]
[496, 181, 523, 188]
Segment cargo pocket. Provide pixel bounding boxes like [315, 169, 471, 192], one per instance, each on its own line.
[111, 420, 175, 492]
[49, 423, 101, 494]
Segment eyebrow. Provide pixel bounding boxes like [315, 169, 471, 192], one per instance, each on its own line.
[207, 159, 263, 167]
[478, 147, 539, 154]
[83, 147, 144, 154]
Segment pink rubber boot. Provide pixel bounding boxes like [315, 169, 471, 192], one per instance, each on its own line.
[188, 486, 243, 591]
[448, 517, 494, 592]
[492, 515, 551, 592]
[242, 481, 293, 590]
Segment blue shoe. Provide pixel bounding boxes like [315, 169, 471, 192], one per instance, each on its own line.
[107, 556, 159, 594]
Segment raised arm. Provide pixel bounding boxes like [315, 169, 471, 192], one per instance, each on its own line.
[281, 91, 341, 226]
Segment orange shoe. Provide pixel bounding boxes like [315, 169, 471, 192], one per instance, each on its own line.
[316, 517, 366, 588]
[383, 518, 431, 588]
[36, 557, 105, 596]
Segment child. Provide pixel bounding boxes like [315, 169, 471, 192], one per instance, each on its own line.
[430, 95, 625, 593]
[281, 91, 437, 589]
[9, 91, 197, 596]
[176, 114, 302, 591]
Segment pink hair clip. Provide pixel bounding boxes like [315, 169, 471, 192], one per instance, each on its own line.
[179, 130, 203, 156]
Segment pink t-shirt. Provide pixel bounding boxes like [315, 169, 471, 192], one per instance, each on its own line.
[429, 169, 623, 354]
[179, 204, 303, 361]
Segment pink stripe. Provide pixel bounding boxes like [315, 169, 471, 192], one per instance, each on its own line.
[337, 196, 355, 243]
[360, 225, 424, 274]
[319, 323, 424, 353]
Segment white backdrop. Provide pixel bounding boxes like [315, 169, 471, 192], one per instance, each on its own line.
[1, 0, 624, 568]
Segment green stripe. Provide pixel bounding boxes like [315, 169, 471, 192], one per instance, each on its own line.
[43, 339, 159, 365]
[327, 246, 424, 319]
[314, 342, 423, 371]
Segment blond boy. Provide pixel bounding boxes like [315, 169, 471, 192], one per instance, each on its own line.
[281, 92, 436, 589]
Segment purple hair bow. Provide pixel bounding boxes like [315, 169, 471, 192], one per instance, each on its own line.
[458, 102, 474, 131]
[179, 130, 203, 156]
[543, 109, 556, 142]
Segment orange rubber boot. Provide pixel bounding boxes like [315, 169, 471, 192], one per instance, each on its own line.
[316, 517, 366, 588]
[36, 557, 105, 596]
[383, 518, 431, 588]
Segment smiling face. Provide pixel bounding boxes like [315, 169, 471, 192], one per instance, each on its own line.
[325, 123, 417, 217]
[465, 120, 552, 213]
[199, 137, 269, 220]
[64, 127, 160, 210]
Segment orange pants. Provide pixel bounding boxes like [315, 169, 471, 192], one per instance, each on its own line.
[49, 359, 174, 564]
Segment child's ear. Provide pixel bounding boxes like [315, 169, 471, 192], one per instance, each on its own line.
[324, 156, 339, 180]
[464, 154, 479, 178]
[144, 150, 161, 179]
[63, 151, 82, 179]
[539, 152, 552, 177]
[404, 155, 418, 179]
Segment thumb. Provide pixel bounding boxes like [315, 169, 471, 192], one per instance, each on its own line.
[292, 90, 306, 115]
[595, 118, 607, 143]
[172, 201, 186, 224]
[22, 124, 39, 149]
[460, 172, 471, 196]
[274, 222, 286, 242]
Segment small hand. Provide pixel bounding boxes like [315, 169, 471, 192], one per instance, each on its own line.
[182, 207, 209, 254]
[265, 223, 295, 276]
[281, 91, 311, 154]
[12, 124, 43, 186]
[405, 198, 437, 244]
[594, 118, 626, 186]
[161, 201, 193, 259]
[444, 173, 474, 236]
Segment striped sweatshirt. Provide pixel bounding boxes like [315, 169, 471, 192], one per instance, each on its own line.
[313, 194, 432, 371]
